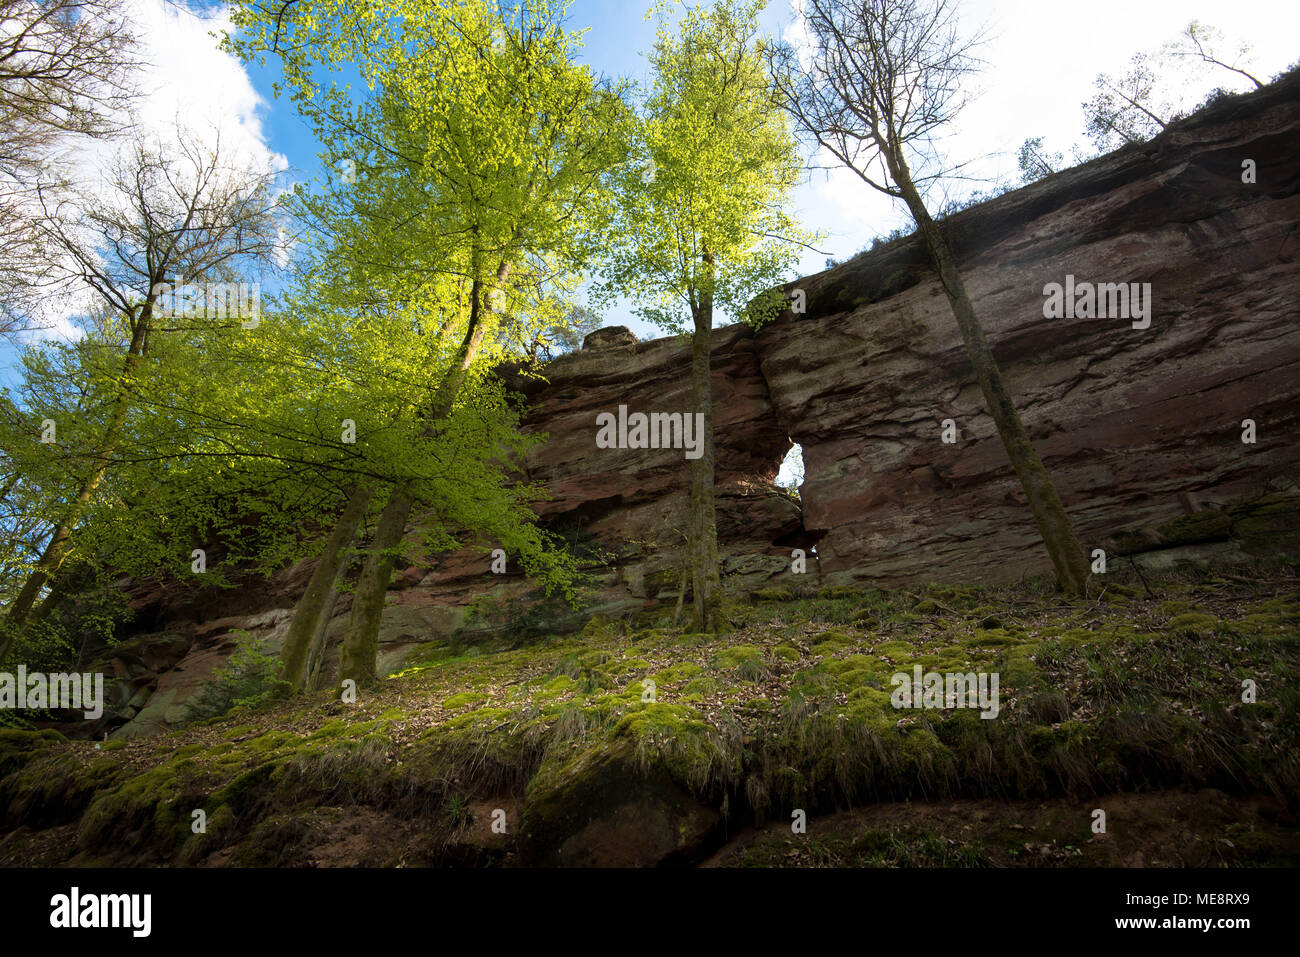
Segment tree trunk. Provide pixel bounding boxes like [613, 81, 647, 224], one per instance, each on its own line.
[336, 487, 413, 688]
[334, 268, 497, 689]
[0, 302, 153, 664]
[277, 483, 374, 691]
[688, 250, 723, 632]
[304, 572, 342, 693]
[888, 154, 1090, 596]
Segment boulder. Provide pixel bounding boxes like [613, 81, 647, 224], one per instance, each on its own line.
[519, 741, 720, 867]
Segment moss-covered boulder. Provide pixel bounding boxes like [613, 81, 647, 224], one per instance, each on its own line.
[519, 740, 720, 867]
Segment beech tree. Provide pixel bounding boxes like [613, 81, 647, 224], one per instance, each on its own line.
[599, 0, 811, 632]
[0, 132, 281, 663]
[227, 0, 628, 689]
[0, 0, 139, 340]
[770, 0, 1092, 595]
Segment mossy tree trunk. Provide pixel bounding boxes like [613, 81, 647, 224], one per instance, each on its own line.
[277, 483, 374, 691]
[0, 297, 155, 665]
[304, 572, 343, 692]
[335, 485, 415, 688]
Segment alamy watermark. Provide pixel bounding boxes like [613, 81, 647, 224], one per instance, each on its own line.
[50, 887, 150, 937]
[595, 404, 705, 460]
[891, 665, 1000, 719]
[1042, 274, 1151, 330]
[0, 667, 103, 719]
[151, 277, 261, 329]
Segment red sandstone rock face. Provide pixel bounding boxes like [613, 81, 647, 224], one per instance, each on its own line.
[378, 323, 805, 652]
[758, 75, 1300, 586]
[107, 74, 1300, 735]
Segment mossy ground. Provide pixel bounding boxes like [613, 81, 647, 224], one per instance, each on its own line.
[1, 563, 1297, 866]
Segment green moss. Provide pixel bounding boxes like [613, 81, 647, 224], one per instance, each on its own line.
[0, 728, 65, 777]
[578, 649, 612, 668]
[1168, 613, 1221, 636]
[343, 719, 390, 739]
[539, 676, 575, 696]
[606, 658, 651, 678]
[9, 561, 1300, 867]
[901, 726, 948, 757]
[1026, 721, 1090, 758]
[1238, 613, 1287, 634]
[1155, 510, 1234, 546]
[443, 691, 489, 710]
[822, 653, 879, 675]
[308, 720, 348, 740]
[715, 644, 763, 667]
[246, 731, 297, 753]
[178, 804, 235, 866]
[966, 629, 1018, 647]
[683, 676, 720, 697]
[654, 662, 704, 683]
[751, 586, 794, 602]
[1057, 628, 1101, 646]
[714, 645, 769, 681]
[76, 763, 183, 852]
[811, 630, 852, 650]
[818, 586, 859, 600]
[873, 640, 916, 661]
[997, 655, 1039, 688]
[580, 615, 619, 641]
[847, 687, 893, 710]
[428, 707, 516, 735]
[610, 702, 738, 791]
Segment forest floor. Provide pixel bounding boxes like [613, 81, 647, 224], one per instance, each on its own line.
[1, 563, 1297, 867]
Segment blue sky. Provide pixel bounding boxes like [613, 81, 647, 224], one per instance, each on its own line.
[223, 0, 1299, 486]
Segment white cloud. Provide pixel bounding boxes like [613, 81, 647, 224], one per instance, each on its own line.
[28, 0, 288, 342]
[788, 0, 1300, 272]
[784, 0, 815, 70]
[126, 0, 287, 175]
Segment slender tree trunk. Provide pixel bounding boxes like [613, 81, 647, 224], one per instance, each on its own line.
[277, 483, 374, 691]
[304, 572, 342, 693]
[279, 288, 478, 693]
[336, 487, 414, 688]
[688, 250, 723, 632]
[0, 303, 153, 664]
[888, 154, 1090, 596]
[334, 266, 499, 688]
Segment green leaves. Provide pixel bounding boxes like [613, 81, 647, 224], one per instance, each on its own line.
[596, 0, 815, 332]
